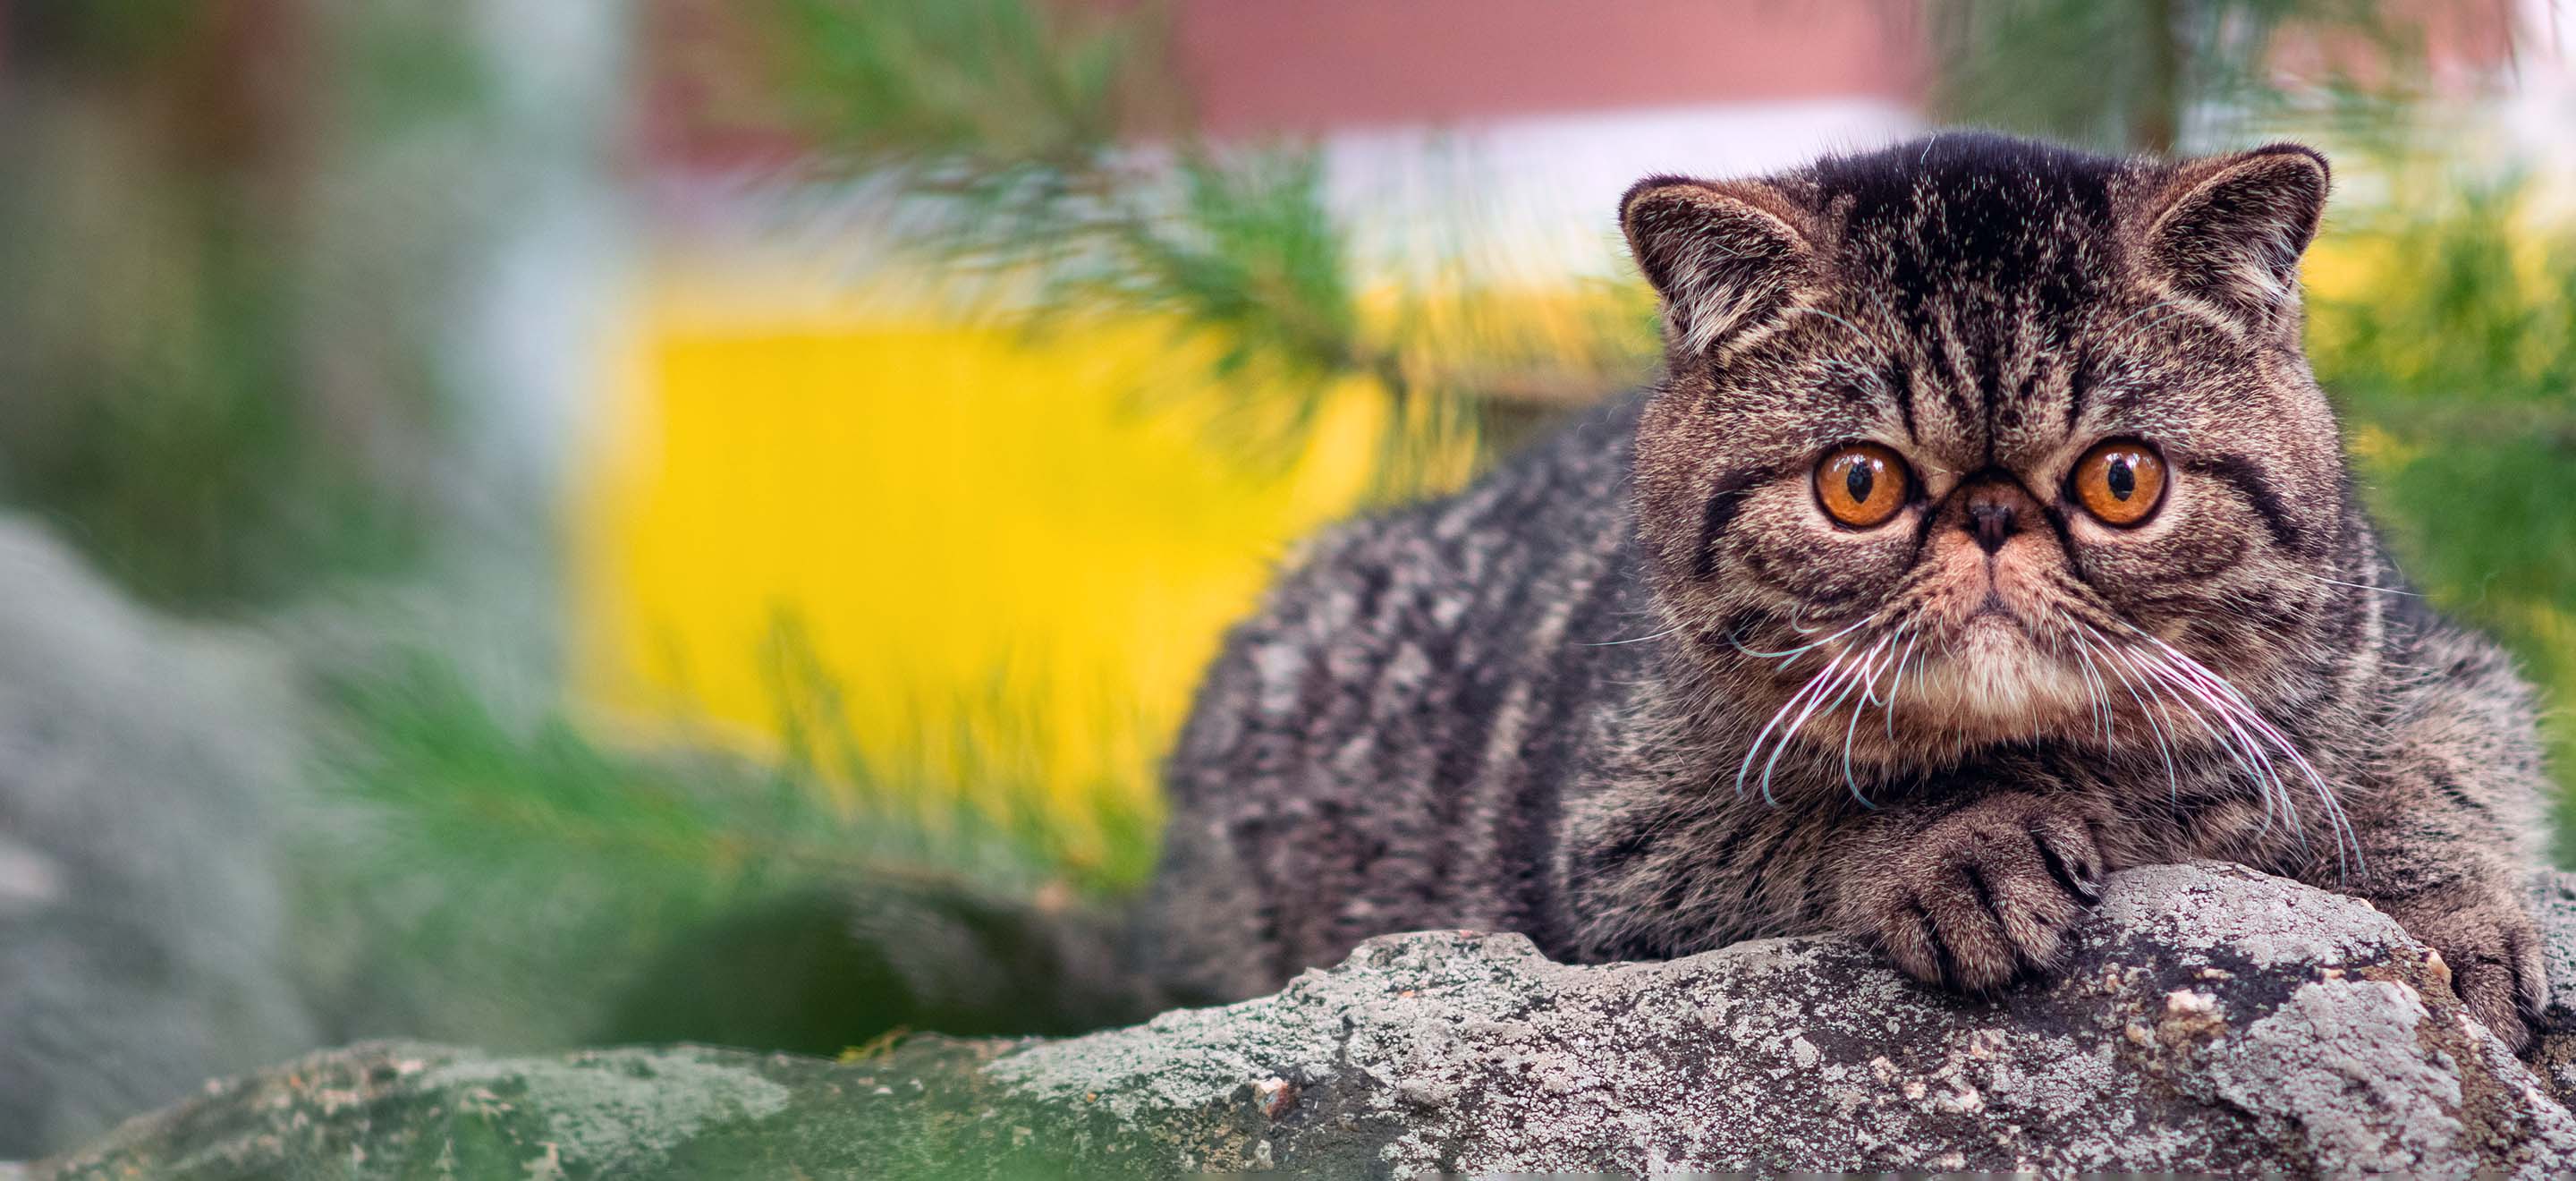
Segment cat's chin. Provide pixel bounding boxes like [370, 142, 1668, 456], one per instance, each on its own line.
[1893, 617, 2101, 746]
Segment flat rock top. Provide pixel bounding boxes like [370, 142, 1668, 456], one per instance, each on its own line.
[38, 862, 2576, 1179]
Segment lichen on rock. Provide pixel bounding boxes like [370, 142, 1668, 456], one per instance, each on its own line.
[38, 862, 2576, 1178]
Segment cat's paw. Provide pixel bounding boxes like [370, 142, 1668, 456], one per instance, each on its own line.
[1840, 793, 2105, 993]
[2385, 891, 2547, 1054]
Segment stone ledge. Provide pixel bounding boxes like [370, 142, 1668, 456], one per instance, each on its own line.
[38, 862, 2576, 1177]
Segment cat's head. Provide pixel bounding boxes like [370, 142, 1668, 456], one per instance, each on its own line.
[1623, 132, 2369, 773]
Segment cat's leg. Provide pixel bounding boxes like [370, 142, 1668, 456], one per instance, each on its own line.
[2331, 786, 2546, 1051]
[1824, 790, 2116, 992]
[2310, 636, 2549, 1051]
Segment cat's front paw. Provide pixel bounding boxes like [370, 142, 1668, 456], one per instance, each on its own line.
[1839, 793, 2105, 993]
[2385, 890, 2547, 1053]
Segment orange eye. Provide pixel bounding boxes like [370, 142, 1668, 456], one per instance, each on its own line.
[2070, 440, 2167, 527]
[1815, 442, 1910, 529]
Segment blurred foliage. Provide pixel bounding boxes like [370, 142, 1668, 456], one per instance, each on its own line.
[2311, 177, 2576, 412]
[762, 0, 1657, 490]
[0, 2, 485, 609]
[768, 0, 1152, 164]
[299, 637, 1157, 1049]
[1925, 0, 2417, 151]
[2304, 173, 2576, 851]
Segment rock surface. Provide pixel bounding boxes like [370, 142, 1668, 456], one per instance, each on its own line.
[0, 521, 320, 1157]
[37, 862, 2576, 1177]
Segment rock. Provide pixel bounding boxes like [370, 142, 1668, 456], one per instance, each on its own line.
[2523, 869, 2576, 1101]
[0, 520, 320, 1158]
[38, 862, 2576, 1177]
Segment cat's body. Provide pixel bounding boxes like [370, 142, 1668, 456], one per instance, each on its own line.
[1142, 132, 2551, 1048]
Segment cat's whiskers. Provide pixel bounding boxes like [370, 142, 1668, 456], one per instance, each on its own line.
[2302, 572, 2421, 598]
[1876, 625, 1922, 745]
[2055, 616, 2117, 746]
[1884, 630, 1925, 743]
[1734, 622, 1903, 806]
[2182, 658, 2359, 877]
[2110, 623, 2360, 876]
[2037, 580, 2198, 811]
[1736, 647, 1858, 803]
[1758, 632, 1897, 803]
[1839, 621, 1916, 807]
[1732, 612, 1875, 661]
[2042, 594, 2298, 842]
[2164, 660, 2302, 841]
[1582, 624, 1682, 647]
[2079, 624, 2183, 804]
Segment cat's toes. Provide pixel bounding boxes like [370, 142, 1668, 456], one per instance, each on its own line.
[2397, 897, 2548, 1054]
[1850, 794, 2104, 993]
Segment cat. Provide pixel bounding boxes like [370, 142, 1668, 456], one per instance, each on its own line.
[1140, 132, 2553, 1050]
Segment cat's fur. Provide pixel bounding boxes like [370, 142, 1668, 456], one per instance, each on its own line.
[1140, 132, 2554, 1049]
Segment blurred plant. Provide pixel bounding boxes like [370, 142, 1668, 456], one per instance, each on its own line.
[301, 629, 1158, 1050]
[0, 2, 507, 610]
[768, 0, 1150, 166]
[761, 0, 1655, 491]
[2311, 175, 2576, 414]
[2299, 173, 2576, 852]
[1924, 0, 2419, 152]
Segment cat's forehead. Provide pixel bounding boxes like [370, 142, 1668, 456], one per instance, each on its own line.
[1774, 137, 2155, 468]
[1806, 134, 2127, 310]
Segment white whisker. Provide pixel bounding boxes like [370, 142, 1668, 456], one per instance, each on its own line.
[2303, 573, 2421, 598]
[1582, 625, 1680, 647]
[1732, 613, 1874, 660]
[2115, 623, 2359, 876]
[1735, 649, 1855, 803]
[1839, 624, 1912, 807]
[2141, 650, 2298, 839]
[1884, 630, 1923, 743]
[2061, 622, 2116, 745]
[1760, 634, 1892, 803]
[2083, 627, 2182, 804]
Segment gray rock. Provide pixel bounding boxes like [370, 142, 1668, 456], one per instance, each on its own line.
[2524, 869, 2576, 1102]
[39, 861, 2576, 1177]
[0, 520, 319, 1158]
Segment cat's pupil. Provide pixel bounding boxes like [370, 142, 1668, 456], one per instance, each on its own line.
[2106, 457, 2135, 501]
[1846, 462, 1874, 505]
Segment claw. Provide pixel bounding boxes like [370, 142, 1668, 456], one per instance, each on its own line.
[1848, 794, 2108, 995]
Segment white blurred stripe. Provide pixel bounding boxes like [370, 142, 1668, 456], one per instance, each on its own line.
[1323, 98, 1923, 285]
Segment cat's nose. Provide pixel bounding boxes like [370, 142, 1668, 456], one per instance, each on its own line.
[1963, 484, 2023, 555]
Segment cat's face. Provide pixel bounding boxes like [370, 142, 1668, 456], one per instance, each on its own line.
[1624, 134, 2364, 771]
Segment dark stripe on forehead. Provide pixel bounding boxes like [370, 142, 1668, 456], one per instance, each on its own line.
[1979, 327, 2004, 465]
[1889, 357, 1919, 442]
[2064, 347, 2098, 431]
[1808, 135, 2121, 462]
[2192, 453, 2306, 554]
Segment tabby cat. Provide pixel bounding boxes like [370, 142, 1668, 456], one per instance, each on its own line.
[1141, 132, 2550, 1049]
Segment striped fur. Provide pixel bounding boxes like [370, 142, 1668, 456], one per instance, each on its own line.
[1140, 133, 2551, 1050]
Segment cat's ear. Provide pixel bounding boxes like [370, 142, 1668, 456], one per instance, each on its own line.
[2139, 143, 2330, 332]
[1621, 176, 1815, 355]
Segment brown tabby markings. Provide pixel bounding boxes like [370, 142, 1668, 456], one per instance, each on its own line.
[1142, 133, 2551, 1051]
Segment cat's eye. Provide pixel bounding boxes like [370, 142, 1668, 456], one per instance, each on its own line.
[1814, 442, 1910, 529]
[2070, 440, 2167, 527]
